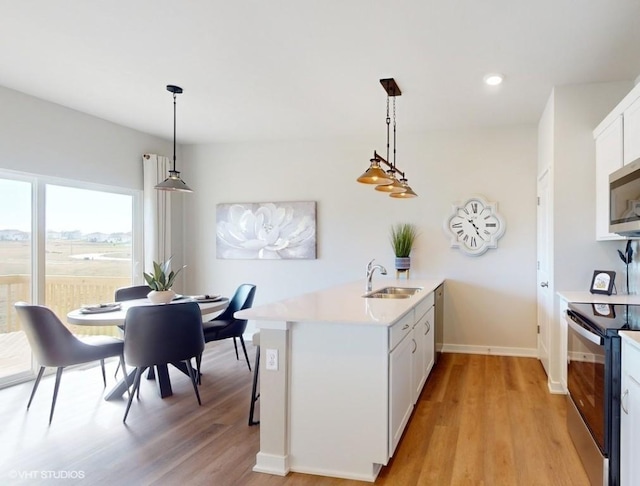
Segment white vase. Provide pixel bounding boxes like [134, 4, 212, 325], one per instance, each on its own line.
[147, 289, 175, 304]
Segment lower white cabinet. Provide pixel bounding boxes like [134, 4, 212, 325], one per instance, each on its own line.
[621, 333, 640, 485]
[389, 292, 436, 455]
[389, 324, 414, 455]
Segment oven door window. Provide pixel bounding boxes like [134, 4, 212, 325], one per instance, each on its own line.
[567, 324, 605, 453]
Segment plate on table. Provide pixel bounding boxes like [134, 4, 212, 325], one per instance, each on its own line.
[80, 303, 122, 314]
[190, 294, 222, 303]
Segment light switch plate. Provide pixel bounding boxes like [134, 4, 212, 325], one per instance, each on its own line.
[266, 348, 278, 371]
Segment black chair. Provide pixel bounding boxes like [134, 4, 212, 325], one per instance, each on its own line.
[115, 285, 151, 302]
[200, 284, 256, 375]
[113, 285, 151, 377]
[122, 302, 204, 423]
[14, 302, 126, 424]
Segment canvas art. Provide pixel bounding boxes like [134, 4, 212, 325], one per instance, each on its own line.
[216, 201, 317, 260]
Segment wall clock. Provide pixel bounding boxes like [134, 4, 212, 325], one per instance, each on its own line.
[444, 195, 506, 256]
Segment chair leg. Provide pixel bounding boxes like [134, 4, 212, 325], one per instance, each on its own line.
[240, 335, 251, 371]
[49, 367, 64, 424]
[195, 353, 202, 385]
[27, 366, 46, 410]
[185, 359, 202, 406]
[114, 361, 121, 379]
[248, 345, 260, 426]
[119, 354, 130, 398]
[123, 367, 144, 423]
[233, 337, 239, 360]
[100, 359, 106, 387]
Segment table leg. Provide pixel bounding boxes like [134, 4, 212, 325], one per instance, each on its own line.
[155, 364, 173, 398]
[104, 368, 136, 401]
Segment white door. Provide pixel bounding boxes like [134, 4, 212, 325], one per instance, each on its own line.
[537, 169, 552, 377]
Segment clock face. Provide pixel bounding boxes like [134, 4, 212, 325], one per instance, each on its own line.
[445, 196, 505, 256]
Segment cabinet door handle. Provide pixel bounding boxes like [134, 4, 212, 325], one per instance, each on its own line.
[412, 339, 417, 353]
[622, 389, 629, 414]
[402, 324, 410, 330]
[540, 282, 549, 288]
[424, 320, 430, 335]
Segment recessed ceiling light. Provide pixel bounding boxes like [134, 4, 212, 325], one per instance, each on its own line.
[483, 73, 504, 86]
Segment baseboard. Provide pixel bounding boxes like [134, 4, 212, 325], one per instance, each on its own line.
[441, 343, 538, 358]
[547, 379, 566, 395]
[253, 452, 289, 476]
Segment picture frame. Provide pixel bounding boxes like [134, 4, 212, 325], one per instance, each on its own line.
[592, 303, 615, 318]
[589, 270, 616, 295]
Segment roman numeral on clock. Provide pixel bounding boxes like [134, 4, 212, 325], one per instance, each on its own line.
[451, 222, 462, 228]
[471, 202, 478, 213]
[486, 223, 497, 227]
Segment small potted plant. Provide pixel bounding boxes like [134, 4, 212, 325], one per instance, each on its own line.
[390, 223, 418, 274]
[143, 257, 184, 304]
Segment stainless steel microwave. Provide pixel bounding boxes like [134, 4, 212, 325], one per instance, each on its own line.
[610, 158, 640, 236]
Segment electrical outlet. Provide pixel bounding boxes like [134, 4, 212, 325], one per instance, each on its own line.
[266, 348, 278, 371]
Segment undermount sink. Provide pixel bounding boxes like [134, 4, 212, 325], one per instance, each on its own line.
[363, 286, 423, 299]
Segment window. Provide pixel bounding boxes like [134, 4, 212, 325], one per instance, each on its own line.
[0, 170, 142, 386]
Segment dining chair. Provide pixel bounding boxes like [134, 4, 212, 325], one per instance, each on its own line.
[112, 285, 151, 377]
[14, 302, 127, 424]
[199, 284, 256, 377]
[115, 285, 151, 302]
[122, 301, 204, 423]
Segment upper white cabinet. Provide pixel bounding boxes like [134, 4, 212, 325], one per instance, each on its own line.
[595, 116, 624, 240]
[624, 96, 640, 165]
[594, 83, 640, 240]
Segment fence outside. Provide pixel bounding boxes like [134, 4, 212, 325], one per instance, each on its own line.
[0, 274, 131, 337]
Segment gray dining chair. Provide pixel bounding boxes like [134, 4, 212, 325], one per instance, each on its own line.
[14, 302, 126, 424]
[122, 301, 205, 423]
[115, 285, 151, 302]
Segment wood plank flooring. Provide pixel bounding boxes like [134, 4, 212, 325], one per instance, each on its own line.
[0, 347, 589, 485]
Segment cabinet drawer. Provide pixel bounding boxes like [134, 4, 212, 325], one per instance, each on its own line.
[414, 292, 435, 320]
[389, 311, 414, 352]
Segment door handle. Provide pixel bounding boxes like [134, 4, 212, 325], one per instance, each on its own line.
[540, 282, 549, 288]
[622, 389, 629, 414]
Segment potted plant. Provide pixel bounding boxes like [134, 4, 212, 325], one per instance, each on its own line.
[390, 223, 418, 274]
[143, 257, 184, 304]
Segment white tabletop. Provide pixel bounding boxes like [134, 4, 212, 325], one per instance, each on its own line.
[67, 297, 228, 326]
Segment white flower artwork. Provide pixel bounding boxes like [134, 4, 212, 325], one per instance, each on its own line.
[216, 201, 317, 260]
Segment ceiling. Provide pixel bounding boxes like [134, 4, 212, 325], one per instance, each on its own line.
[1, 1, 639, 144]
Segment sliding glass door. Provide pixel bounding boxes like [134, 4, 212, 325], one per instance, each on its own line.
[0, 171, 142, 386]
[0, 177, 33, 384]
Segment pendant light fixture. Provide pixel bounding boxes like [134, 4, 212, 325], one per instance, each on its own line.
[155, 85, 193, 193]
[357, 78, 417, 198]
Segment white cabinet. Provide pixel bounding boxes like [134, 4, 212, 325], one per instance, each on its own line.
[620, 332, 640, 485]
[595, 115, 624, 240]
[389, 317, 414, 456]
[623, 96, 640, 165]
[389, 292, 436, 455]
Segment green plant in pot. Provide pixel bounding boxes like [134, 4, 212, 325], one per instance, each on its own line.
[143, 257, 184, 304]
[390, 223, 418, 274]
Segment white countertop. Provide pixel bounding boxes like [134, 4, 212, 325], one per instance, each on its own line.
[235, 278, 444, 326]
[557, 290, 640, 305]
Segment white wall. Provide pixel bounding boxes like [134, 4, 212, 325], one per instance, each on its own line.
[183, 126, 539, 354]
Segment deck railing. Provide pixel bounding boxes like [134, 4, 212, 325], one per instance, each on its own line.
[0, 274, 130, 337]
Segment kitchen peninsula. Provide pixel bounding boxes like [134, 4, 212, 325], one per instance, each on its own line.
[235, 278, 444, 482]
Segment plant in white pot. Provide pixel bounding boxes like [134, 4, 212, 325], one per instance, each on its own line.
[390, 223, 418, 274]
[143, 258, 184, 304]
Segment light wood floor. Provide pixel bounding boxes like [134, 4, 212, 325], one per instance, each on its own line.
[0, 346, 589, 485]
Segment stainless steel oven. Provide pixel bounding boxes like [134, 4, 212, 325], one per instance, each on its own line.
[566, 303, 635, 486]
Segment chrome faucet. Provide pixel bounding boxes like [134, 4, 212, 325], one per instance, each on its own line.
[366, 259, 387, 291]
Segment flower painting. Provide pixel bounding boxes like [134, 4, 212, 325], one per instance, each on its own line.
[216, 201, 317, 259]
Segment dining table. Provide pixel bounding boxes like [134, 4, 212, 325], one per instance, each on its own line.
[67, 295, 228, 400]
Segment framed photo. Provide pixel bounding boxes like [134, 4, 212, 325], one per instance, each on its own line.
[592, 303, 615, 318]
[589, 270, 616, 295]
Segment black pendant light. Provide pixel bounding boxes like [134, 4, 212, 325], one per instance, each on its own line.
[155, 85, 193, 193]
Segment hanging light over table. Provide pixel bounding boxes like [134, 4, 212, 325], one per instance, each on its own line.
[357, 78, 417, 198]
[155, 85, 193, 193]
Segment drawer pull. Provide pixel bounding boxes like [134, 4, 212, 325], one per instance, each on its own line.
[424, 320, 430, 335]
[622, 389, 629, 414]
[402, 324, 410, 330]
[412, 339, 417, 353]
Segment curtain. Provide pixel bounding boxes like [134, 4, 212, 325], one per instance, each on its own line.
[142, 154, 171, 271]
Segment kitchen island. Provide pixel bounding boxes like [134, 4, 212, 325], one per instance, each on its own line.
[235, 278, 444, 482]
